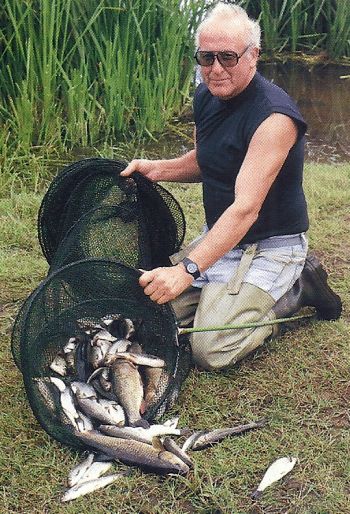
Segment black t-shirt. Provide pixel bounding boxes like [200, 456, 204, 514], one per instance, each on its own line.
[193, 72, 309, 244]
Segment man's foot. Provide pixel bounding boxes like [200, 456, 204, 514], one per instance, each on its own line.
[273, 253, 342, 321]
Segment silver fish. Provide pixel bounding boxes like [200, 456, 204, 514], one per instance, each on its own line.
[75, 397, 125, 426]
[162, 437, 193, 468]
[103, 339, 132, 365]
[60, 388, 80, 429]
[67, 453, 95, 487]
[112, 351, 165, 368]
[75, 411, 94, 433]
[251, 456, 297, 498]
[92, 329, 118, 344]
[74, 460, 114, 485]
[50, 376, 80, 428]
[75, 430, 190, 476]
[61, 472, 126, 502]
[182, 431, 203, 452]
[191, 420, 266, 451]
[70, 381, 97, 400]
[88, 339, 113, 369]
[49, 355, 67, 376]
[99, 423, 187, 446]
[110, 359, 147, 428]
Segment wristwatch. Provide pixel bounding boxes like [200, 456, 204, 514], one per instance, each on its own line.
[181, 257, 200, 280]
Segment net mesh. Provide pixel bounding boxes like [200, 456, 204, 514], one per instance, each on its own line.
[11, 158, 191, 449]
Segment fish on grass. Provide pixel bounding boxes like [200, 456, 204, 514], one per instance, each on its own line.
[61, 472, 128, 502]
[183, 420, 265, 451]
[251, 456, 297, 498]
[75, 430, 190, 476]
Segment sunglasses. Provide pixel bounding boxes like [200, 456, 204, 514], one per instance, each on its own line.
[194, 46, 250, 67]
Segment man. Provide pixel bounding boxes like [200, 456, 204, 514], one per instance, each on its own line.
[121, 2, 341, 370]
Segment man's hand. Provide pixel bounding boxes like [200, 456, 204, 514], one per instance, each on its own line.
[139, 264, 194, 304]
[120, 159, 160, 182]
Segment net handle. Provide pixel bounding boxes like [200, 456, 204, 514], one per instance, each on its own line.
[178, 312, 315, 335]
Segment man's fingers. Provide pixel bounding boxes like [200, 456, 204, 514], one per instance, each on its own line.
[120, 162, 137, 177]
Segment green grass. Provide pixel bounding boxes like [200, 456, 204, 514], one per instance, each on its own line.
[0, 149, 349, 512]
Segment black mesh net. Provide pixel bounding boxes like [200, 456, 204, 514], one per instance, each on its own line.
[11, 158, 192, 450]
[38, 158, 185, 269]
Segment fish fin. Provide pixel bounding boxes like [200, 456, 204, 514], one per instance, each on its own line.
[152, 436, 165, 452]
[140, 399, 147, 415]
[130, 418, 150, 429]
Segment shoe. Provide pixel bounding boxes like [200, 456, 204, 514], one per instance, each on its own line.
[272, 253, 342, 321]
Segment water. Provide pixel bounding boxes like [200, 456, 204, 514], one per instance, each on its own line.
[258, 60, 350, 163]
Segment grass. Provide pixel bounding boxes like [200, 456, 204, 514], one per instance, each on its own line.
[0, 144, 349, 512]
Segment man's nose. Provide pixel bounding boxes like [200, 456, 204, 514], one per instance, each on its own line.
[209, 57, 227, 73]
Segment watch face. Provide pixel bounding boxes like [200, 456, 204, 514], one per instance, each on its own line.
[187, 263, 198, 274]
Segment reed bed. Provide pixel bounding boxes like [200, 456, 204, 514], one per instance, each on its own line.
[0, 0, 350, 161]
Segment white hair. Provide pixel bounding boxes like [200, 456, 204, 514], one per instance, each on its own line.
[195, 2, 261, 49]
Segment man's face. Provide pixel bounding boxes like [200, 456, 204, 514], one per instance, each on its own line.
[198, 20, 259, 100]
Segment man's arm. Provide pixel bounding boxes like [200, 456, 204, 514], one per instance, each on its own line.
[141, 113, 299, 304]
[120, 129, 201, 183]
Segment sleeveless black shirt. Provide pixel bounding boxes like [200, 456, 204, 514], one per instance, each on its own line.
[193, 72, 309, 244]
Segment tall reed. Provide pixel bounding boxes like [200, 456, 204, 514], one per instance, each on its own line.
[0, 0, 349, 160]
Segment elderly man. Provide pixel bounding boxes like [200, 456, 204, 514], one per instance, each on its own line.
[121, 2, 341, 370]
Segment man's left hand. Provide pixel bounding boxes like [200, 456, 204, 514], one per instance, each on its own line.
[139, 264, 193, 304]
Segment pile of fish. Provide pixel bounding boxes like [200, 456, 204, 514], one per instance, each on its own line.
[61, 418, 266, 502]
[32, 314, 296, 503]
[37, 314, 172, 430]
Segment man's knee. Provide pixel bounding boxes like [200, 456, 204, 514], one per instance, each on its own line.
[190, 321, 274, 371]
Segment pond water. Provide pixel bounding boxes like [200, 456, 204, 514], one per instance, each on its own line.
[257, 60, 350, 164]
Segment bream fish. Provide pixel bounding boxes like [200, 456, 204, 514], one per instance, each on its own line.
[75, 430, 190, 475]
[110, 358, 148, 428]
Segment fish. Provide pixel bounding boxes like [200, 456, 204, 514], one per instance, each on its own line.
[110, 358, 148, 428]
[103, 339, 131, 365]
[75, 396, 125, 426]
[49, 355, 67, 376]
[75, 430, 190, 475]
[67, 453, 95, 487]
[59, 388, 81, 429]
[162, 437, 193, 468]
[99, 422, 188, 445]
[34, 377, 59, 413]
[142, 367, 170, 410]
[190, 420, 266, 451]
[50, 377, 81, 428]
[92, 329, 118, 344]
[109, 351, 165, 368]
[87, 339, 113, 369]
[182, 431, 203, 452]
[142, 366, 164, 407]
[63, 337, 77, 370]
[73, 460, 114, 485]
[251, 456, 297, 498]
[61, 472, 127, 502]
[70, 381, 97, 400]
[75, 411, 94, 432]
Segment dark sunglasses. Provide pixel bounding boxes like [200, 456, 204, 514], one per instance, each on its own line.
[194, 46, 250, 67]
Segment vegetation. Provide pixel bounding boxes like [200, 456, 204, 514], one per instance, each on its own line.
[1, 1, 349, 511]
[1, 156, 349, 512]
[0, 0, 350, 158]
